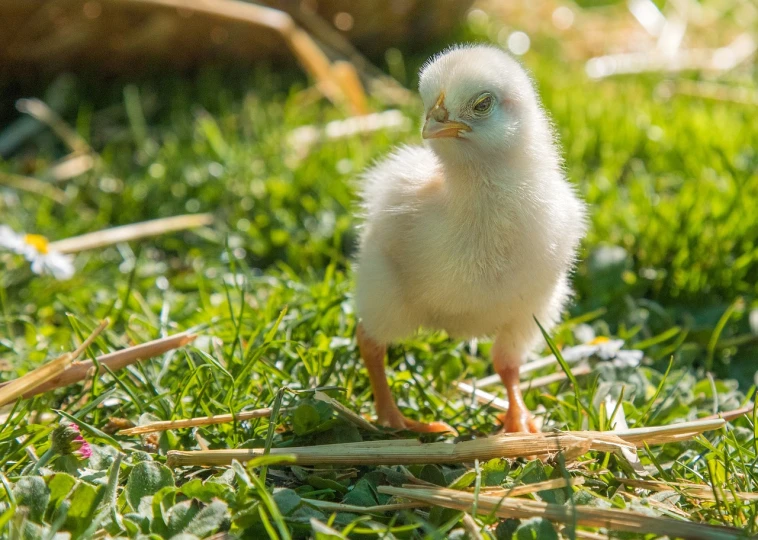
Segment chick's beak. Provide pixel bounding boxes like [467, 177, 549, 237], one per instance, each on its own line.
[422, 94, 471, 139]
[422, 118, 472, 139]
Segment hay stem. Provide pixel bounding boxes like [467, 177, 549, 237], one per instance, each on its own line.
[303, 498, 426, 515]
[48, 214, 213, 253]
[118, 407, 275, 435]
[117, 0, 368, 113]
[378, 485, 742, 540]
[0, 320, 108, 406]
[166, 418, 723, 468]
[0, 331, 195, 399]
[0, 171, 67, 203]
[480, 476, 585, 497]
[16, 98, 92, 154]
[616, 477, 758, 502]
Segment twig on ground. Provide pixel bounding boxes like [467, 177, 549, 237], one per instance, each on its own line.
[313, 390, 379, 432]
[0, 320, 108, 406]
[49, 153, 96, 181]
[166, 418, 724, 468]
[480, 476, 584, 497]
[616, 489, 691, 518]
[118, 407, 275, 436]
[456, 382, 509, 411]
[701, 403, 754, 422]
[118, 390, 378, 436]
[194, 432, 210, 452]
[378, 485, 742, 540]
[284, 3, 414, 105]
[115, 0, 369, 114]
[461, 512, 485, 540]
[16, 98, 93, 155]
[0, 172, 67, 203]
[13, 97, 101, 183]
[0, 331, 196, 399]
[303, 498, 426, 515]
[48, 214, 214, 253]
[287, 110, 410, 160]
[616, 477, 758, 502]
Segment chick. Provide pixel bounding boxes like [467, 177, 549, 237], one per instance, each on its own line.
[354, 45, 587, 433]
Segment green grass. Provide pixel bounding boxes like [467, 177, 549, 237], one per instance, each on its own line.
[1, 27, 757, 539]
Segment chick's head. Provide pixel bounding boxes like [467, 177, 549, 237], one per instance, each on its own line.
[419, 45, 539, 165]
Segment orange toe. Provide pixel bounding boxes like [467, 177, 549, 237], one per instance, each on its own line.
[401, 417, 458, 435]
[377, 407, 457, 435]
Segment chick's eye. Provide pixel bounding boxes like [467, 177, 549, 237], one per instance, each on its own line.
[473, 94, 493, 113]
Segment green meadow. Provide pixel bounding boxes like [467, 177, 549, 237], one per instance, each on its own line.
[1, 12, 757, 539]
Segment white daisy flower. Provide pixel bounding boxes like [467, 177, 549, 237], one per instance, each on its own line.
[0, 225, 30, 255]
[563, 334, 643, 368]
[0, 225, 75, 280]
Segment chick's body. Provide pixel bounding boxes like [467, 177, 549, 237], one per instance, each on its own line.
[354, 45, 586, 433]
[357, 145, 581, 349]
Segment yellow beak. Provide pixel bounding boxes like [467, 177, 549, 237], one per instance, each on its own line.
[422, 118, 472, 139]
[422, 93, 471, 139]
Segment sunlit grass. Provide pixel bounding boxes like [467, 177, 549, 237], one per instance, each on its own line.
[0, 40, 756, 537]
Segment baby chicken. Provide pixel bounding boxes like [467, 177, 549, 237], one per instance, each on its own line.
[354, 45, 587, 433]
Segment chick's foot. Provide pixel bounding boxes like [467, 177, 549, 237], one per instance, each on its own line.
[378, 406, 458, 435]
[497, 406, 538, 434]
[358, 323, 458, 435]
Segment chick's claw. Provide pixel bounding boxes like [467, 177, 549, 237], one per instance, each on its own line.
[378, 407, 458, 435]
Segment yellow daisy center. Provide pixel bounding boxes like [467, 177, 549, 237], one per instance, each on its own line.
[588, 336, 610, 345]
[24, 234, 50, 254]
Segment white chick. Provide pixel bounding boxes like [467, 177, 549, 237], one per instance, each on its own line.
[354, 45, 587, 433]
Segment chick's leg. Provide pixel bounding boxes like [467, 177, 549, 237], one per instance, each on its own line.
[496, 365, 538, 433]
[493, 337, 538, 433]
[357, 324, 455, 434]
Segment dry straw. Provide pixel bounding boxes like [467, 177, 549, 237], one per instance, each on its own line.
[312, 390, 380, 432]
[303, 499, 426, 515]
[616, 489, 690, 518]
[118, 390, 377, 436]
[0, 320, 108, 406]
[0, 331, 196, 399]
[377, 485, 743, 540]
[16, 98, 93, 155]
[117, 0, 369, 114]
[118, 407, 274, 436]
[701, 403, 754, 422]
[166, 418, 723, 468]
[480, 476, 584, 497]
[0, 171, 67, 203]
[616, 477, 758, 503]
[49, 214, 214, 253]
